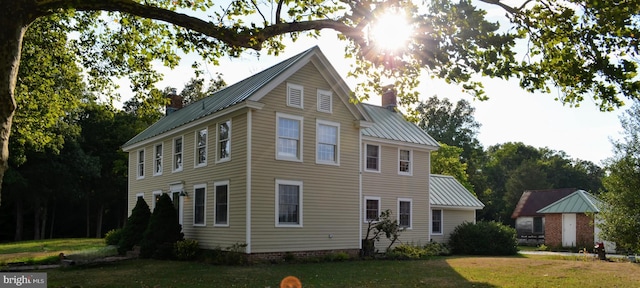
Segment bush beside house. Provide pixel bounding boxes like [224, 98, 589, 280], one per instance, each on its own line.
[140, 194, 184, 259]
[448, 221, 518, 255]
[117, 197, 151, 255]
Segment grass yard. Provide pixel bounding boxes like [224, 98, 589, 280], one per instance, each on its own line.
[0, 238, 116, 266]
[41, 255, 640, 287]
[2, 239, 639, 287]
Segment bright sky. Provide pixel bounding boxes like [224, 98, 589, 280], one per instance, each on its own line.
[117, 2, 628, 166]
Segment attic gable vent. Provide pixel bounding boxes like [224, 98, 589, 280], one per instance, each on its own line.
[287, 83, 304, 109]
[317, 89, 332, 113]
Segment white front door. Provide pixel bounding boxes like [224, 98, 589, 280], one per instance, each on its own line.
[562, 213, 576, 247]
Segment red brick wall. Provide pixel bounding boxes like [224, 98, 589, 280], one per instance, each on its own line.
[544, 213, 594, 248]
[544, 214, 562, 247]
[576, 214, 595, 246]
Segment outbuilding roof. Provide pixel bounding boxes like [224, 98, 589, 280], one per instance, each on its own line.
[510, 188, 576, 218]
[361, 104, 439, 148]
[537, 190, 601, 214]
[430, 174, 484, 209]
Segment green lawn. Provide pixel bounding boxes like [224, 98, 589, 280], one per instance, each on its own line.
[0, 238, 116, 266]
[3, 239, 640, 287]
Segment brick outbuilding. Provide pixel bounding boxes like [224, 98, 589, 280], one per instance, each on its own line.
[537, 190, 614, 252]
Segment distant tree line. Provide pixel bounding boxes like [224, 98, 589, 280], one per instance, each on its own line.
[419, 96, 605, 226]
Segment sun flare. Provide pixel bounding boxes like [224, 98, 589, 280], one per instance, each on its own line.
[368, 11, 414, 52]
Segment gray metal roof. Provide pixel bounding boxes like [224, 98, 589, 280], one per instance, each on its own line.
[537, 190, 601, 214]
[430, 174, 484, 208]
[122, 46, 319, 148]
[361, 104, 439, 148]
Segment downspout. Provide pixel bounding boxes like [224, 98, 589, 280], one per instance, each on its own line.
[246, 109, 252, 254]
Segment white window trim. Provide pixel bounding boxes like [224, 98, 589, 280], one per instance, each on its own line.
[153, 143, 163, 176]
[193, 184, 207, 227]
[275, 179, 303, 228]
[216, 119, 232, 163]
[398, 198, 413, 230]
[398, 148, 413, 176]
[431, 209, 443, 235]
[316, 89, 332, 113]
[136, 192, 144, 199]
[275, 113, 304, 162]
[195, 128, 208, 168]
[136, 149, 145, 179]
[152, 190, 162, 210]
[286, 83, 304, 109]
[364, 143, 381, 173]
[214, 180, 230, 227]
[364, 196, 381, 223]
[315, 119, 340, 166]
[172, 136, 183, 173]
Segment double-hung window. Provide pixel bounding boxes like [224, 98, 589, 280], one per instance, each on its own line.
[154, 143, 163, 175]
[137, 150, 145, 179]
[364, 196, 381, 222]
[316, 120, 339, 165]
[193, 184, 206, 226]
[365, 144, 380, 172]
[173, 137, 183, 172]
[399, 149, 412, 175]
[276, 113, 303, 161]
[398, 198, 412, 229]
[276, 180, 303, 227]
[196, 128, 207, 167]
[214, 181, 229, 226]
[217, 120, 231, 162]
[193, 184, 207, 226]
[432, 209, 443, 234]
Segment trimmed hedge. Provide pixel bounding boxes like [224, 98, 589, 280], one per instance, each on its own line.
[448, 221, 518, 255]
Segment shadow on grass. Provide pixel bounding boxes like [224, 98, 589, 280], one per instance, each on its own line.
[44, 257, 498, 288]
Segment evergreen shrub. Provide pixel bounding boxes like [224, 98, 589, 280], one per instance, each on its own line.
[140, 193, 184, 259]
[117, 197, 151, 255]
[448, 221, 518, 255]
[104, 228, 123, 246]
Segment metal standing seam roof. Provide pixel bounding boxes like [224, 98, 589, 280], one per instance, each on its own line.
[430, 174, 484, 208]
[122, 46, 319, 148]
[537, 190, 601, 214]
[361, 103, 439, 148]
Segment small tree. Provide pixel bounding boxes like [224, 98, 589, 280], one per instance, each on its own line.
[140, 193, 184, 259]
[361, 210, 404, 257]
[117, 197, 151, 255]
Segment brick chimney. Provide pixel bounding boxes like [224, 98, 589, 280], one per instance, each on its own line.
[166, 88, 183, 115]
[381, 85, 397, 111]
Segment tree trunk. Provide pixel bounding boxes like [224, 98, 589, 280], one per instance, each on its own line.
[95, 203, 104, 238]
[40, 204, 47, 240]
[86, 197, 91, 238]
[14, 197, 23, 241]
[33, 198, 41, 240]
[0, 2, 35, 206]
[49, 202, 56, 239]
